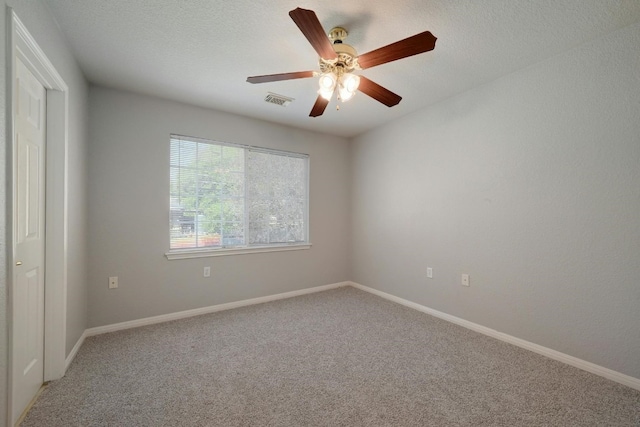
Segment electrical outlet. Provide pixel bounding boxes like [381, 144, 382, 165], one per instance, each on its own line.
[109, 276, 118, 289]
[204, 266, 211, 277]
[427, 267, 433, 279]
[461, 274, 470, 287]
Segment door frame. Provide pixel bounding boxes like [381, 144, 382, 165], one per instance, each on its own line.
[7, 9, 69, 424]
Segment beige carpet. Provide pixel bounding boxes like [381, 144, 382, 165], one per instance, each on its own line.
[22, 287, 640, 426]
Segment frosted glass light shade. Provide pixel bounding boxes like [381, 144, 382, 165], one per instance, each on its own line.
[318, 72, 337, 100]
[338, 73, 360, 102]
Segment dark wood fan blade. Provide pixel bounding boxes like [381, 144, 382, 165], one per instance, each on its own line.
[357, 31, 437, 70]
[289, 8, 337, 60]
[358, 76, 402, 107]
[247, 71, 315, 84]
[309, 95, 329, 117]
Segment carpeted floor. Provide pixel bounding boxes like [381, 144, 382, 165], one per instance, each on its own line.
[22, 287, 640, 426]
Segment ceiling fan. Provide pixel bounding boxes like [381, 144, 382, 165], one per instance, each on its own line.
[247, 7, 437, 117]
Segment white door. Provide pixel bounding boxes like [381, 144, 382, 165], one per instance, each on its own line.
[13, 56, 47, 423]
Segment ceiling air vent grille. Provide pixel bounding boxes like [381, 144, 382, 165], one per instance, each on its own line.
[264, 92, 294, 107]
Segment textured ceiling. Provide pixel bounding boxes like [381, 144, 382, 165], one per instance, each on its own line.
[45, 0, 640, 138]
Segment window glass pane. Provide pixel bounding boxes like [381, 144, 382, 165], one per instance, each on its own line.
[179, 140, 197, 168]
[200, 201, 222, 221]
[198, 221, 220, 247]
[222, 222, 244, 246]
[220, 172, 244, 197]
[290, 158, 306, 197]
[248, 223, 269, 245]
[176, 168, 197, 210]
[170, 135, 307, 250]
[289, 223, 304, 242]
[248, 200, 269, 224]
[197, 194, 219, 219]
[197, 142, 217, 168]
[221, 198, 244, 223]
[170, 143, 180, 167]
[222, 146, 243, 171]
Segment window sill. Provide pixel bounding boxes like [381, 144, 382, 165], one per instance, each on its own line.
[165, 243, 312, 260]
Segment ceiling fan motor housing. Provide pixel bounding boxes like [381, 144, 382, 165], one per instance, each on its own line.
[320, 27, 360, 75]
[332, 42, 357, 59]
[328, 27, 348, 43]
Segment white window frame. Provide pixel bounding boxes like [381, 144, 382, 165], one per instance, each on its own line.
[165, 134, 311, 260]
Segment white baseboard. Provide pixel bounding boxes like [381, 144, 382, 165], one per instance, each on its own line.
[65, 330, 87, 372]
[85, 281, 350, 337]
[349, 281, 640, 392]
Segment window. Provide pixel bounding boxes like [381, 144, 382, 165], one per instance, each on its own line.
[168, 134, 309, 258]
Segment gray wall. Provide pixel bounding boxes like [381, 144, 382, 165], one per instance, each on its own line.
[87, 87, 351, 327]
[1, 2, 89, 424]
[351, 21, 640, 379]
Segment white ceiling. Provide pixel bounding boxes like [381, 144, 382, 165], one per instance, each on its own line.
[45, 0, 640, 138]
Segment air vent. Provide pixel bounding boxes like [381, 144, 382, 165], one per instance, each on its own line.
[264, 92, 294, 107]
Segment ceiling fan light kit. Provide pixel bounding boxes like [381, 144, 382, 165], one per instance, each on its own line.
[247, 7, 437, 117]
[317, 28, 361, 102]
